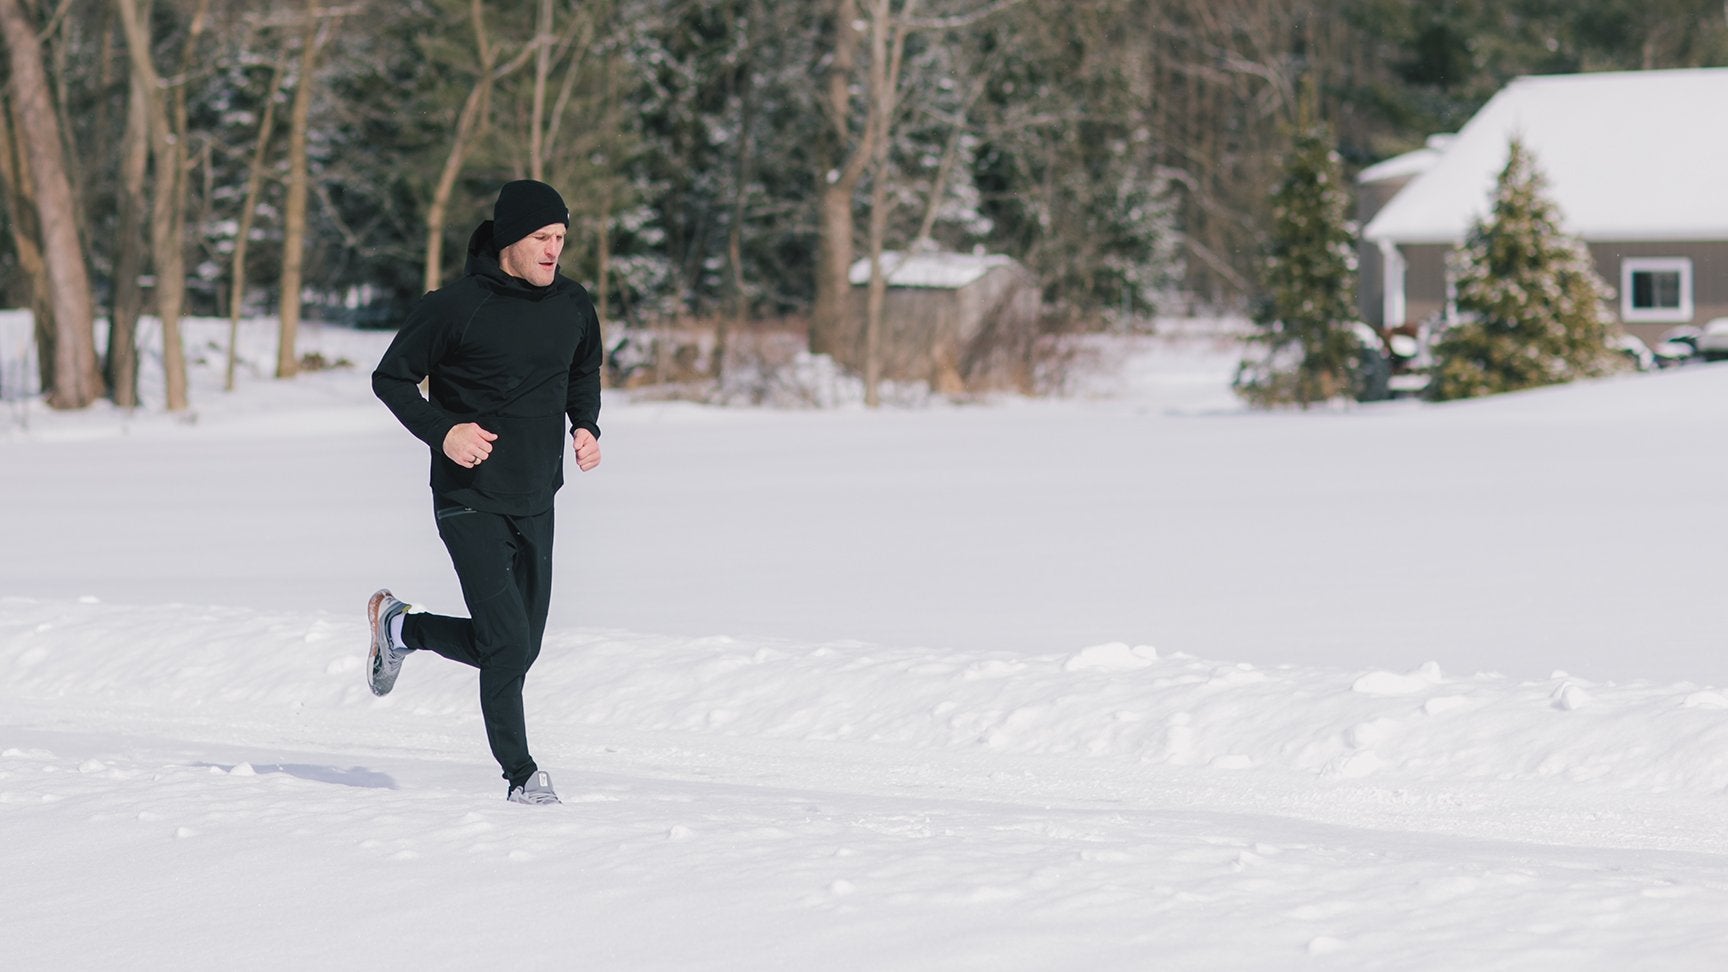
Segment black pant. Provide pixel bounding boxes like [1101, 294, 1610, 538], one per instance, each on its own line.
[401, 501, 555, 789]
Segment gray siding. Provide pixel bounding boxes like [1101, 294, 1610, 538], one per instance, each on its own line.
[1588, 241, 1728, 345]
[1402, 244, 1451, 328]
[1386, 239, 1728, 343]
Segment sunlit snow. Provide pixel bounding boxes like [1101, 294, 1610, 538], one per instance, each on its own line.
[4, 313, 1727, 969]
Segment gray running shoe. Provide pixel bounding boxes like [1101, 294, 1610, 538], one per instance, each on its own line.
[507, 771, 561, 805]
[366, 589, 412, 697]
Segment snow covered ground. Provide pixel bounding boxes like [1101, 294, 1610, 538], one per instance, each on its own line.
[4, 313, 1727, 969]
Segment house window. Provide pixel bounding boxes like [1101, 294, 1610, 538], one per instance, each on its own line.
[1620, 257, 1693, 323]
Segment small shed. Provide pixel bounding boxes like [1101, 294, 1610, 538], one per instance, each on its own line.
[842, 251, 1039, 393]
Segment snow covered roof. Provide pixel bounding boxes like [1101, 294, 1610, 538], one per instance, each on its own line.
[1356, 134, 1453, 185]
[1364, 68, 1728, 244]
[847, 251, 1020, 289]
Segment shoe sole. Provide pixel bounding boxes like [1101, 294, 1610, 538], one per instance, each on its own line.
[366, 589, 396, 697]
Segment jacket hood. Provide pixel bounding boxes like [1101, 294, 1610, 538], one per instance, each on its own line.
[464, 220, 572, 300]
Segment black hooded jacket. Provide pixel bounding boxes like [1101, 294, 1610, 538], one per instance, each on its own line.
[373, 221, 602, 516]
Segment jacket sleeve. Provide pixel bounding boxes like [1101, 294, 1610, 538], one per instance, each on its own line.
[372, 295, 460, 450]
[566, 296, 603, 439]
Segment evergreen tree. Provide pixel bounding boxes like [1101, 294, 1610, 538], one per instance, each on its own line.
[1429, 138, 1617, 401]
[1236, 122, 1365, 408]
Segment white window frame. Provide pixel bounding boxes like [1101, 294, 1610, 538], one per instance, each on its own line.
[1620, 257, 1694, 324]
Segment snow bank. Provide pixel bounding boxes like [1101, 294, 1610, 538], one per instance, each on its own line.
[9, 598, 1725, 802]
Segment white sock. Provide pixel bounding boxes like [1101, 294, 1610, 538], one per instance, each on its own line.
[390, 613, 409, 650]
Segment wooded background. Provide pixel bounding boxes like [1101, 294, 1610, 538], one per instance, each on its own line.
[3, 0, 1726, 407]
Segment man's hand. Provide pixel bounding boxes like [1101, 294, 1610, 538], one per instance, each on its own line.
[443, 423, 497, 469]
[573, 428, 602, 472]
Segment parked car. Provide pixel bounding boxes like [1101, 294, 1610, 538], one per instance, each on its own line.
[1653, 325, 1701, 367]
[1610, 333, 1654, 371]
[1697, 318, 1728, 361]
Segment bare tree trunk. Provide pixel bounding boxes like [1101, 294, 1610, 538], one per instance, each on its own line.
[539, 5, 600, 181]
[0, 93, 57, 395]
[911, 77, 982, 248]
[48, 0, 96, 267]
[424, 76, 494, 294]
[226, 56, 287, 391]
[528, 0, 552, 181]
[811, 0, 865, 359]
[0, 0, 102, 408]
[860, 0, 915, 408]
[593, 47, 619, 329]
[277, 0, 320, 380]
[115, 0, 202, 412]
[596, 173, 614, 326]
[164, 0, 210, 406]
[109, 60, 150, 407]
[422, 0, 537, 293]
[717, 0, 760, 386]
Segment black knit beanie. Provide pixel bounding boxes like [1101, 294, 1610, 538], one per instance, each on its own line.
[492, 180, 569, 251]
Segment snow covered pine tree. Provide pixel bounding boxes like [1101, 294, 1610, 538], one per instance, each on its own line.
[1236, 122, 1370, 408]
[1429, 138, 1620, 401]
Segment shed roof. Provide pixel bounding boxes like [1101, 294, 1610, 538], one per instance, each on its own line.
[1363, 68, 1728, 245]
[848, 251, 1020, 289]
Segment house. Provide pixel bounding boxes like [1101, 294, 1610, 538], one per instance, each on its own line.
[1355, 134, 1452, 331]
[1360, 68, 1728, 347]
[842, 251, 1039, 393]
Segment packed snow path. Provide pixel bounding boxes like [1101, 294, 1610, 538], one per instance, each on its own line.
[6, 602, 1728, 969]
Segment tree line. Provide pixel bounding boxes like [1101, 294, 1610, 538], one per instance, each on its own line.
[3, 0, 1725, 409]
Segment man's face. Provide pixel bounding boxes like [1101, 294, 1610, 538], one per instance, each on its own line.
[499, 223, 567, 287]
